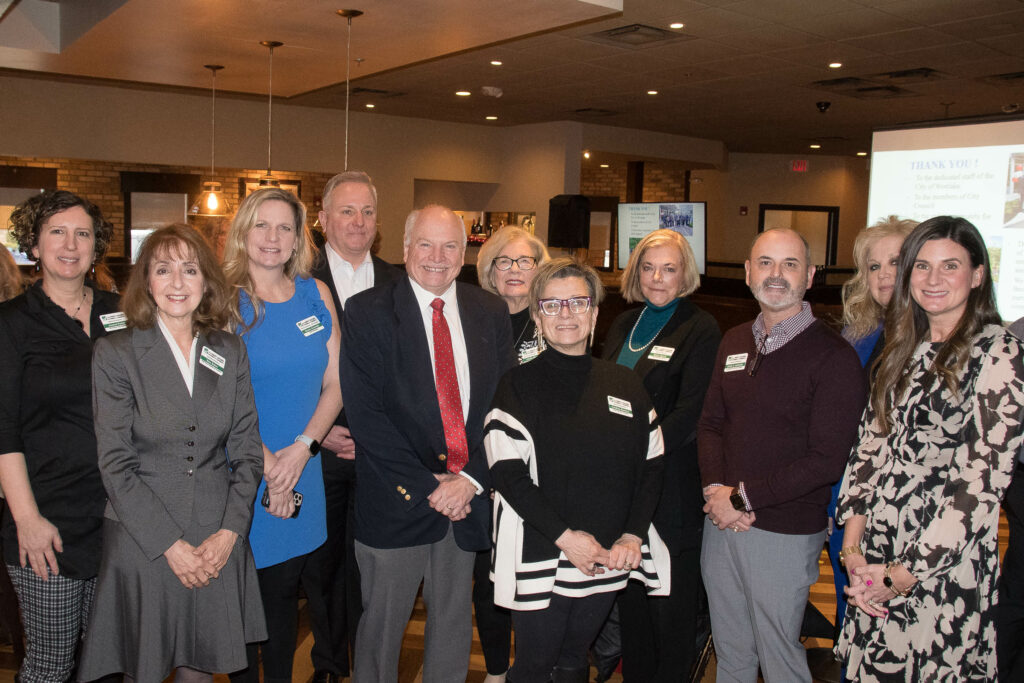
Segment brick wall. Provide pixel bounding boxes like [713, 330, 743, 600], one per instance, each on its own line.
[1, 155, 335, 258]
[580, 162, 689, 202]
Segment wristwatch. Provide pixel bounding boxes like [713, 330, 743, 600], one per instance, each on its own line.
[294, 434, 321, 455]
[730, 488, 747, 512]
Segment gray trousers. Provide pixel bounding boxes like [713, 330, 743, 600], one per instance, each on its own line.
[352, 526, 475, 683]
[700, 519, 824, 683]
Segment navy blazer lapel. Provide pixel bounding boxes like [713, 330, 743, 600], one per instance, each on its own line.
[631, 301, 694, 378]
[192, 331, 221, 412]
[394, 278, 441, 422]
[133, 325, 195, 419]
[456, 284, 488, 428]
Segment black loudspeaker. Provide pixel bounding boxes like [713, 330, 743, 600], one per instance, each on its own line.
[547, 194, 590, 249]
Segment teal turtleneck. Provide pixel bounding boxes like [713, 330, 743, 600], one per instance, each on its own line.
[615, 298, 679, 369]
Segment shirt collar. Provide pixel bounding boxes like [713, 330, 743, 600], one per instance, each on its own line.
[408, 276, 458, 311]
[753, 301, 815, 353]
[325, 242, 372, 273]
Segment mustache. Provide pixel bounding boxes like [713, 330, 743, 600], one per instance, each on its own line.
[760, 276, 790, 290]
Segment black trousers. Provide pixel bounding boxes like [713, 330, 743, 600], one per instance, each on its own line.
[999, 463, 1024, 682]
[510, 592, 616, 683]
[619, 548, 702, 683]
[305, 455, 362, 676]
[230, 553, 313, 683]
[473, 549, 512, 675]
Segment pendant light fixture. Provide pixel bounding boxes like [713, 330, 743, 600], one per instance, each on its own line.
[189, 64, 231, 217]
[259, 40, 283, 187]
[337, 9, 363, 171]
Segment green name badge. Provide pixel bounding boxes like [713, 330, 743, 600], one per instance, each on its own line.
[199, 345, 225, 376]
[648, 345, 674, 362]
[723, 352, 748, 373]
[99, 312, 127, 332]
[607, 395, 633, 418]
[296, 315, 325, 337]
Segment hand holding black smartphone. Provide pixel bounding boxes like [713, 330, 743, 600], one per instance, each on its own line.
[260, 488, 302, 518]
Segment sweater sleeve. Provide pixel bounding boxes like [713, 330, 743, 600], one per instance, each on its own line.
[485, 377, 571, 544]
[696, 341, 730, 487]
[743, 340, 866, 511]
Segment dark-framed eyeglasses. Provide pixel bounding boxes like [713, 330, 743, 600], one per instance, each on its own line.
[538, 296, 592, 316]
[493, 256, 537, 271]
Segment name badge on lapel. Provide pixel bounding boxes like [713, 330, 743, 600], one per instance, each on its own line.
[648, 345, 674, 362]
[296, 315, 324, 337]
[723, 353, 748, 373]
[199, 346, 225, 376]
[608, 395, 633, 418]
[99, 312, 127, 332]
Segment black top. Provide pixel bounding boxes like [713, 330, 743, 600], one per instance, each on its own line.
[488, 348, 664, 557]
[601, 300, 721, 553]
[0, 281, 121, 577]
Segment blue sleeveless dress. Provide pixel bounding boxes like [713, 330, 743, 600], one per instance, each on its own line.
[238, 276, 329, 569]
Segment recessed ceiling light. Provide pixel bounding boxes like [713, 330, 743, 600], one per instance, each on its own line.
[810, 144, 822, 149]
[600, 164, 609, 168]
[829, 62, 842, 69]
[365, 103, 375, 109]
[490, 60, 503, 66]
[455, 90, 471, 97]
[647, 90, 658, 95]
[856, 151, 868, 156]
[486, 115, 498, 120]
[669, 22, 684, 29]
[583, 151, 591, 159]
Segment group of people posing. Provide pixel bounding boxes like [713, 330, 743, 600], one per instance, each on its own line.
[0, 170, 1022, 683]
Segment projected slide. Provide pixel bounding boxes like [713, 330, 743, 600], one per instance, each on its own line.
[617, 202, 707, 273]
[868, 119, 1024, 321]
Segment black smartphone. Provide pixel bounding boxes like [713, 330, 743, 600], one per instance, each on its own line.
[261, 489, 302, 518]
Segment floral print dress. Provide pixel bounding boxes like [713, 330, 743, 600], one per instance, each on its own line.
[836, 324, 1024, 682]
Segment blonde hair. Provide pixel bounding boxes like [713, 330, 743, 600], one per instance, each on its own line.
[620, 229, 700, 303]
[476, 226, 550, 296]
[0, 248, 24, 302]
[121, 224, 229, 333]
[223, 188, 312, 329]
[841, 216, 918, 341]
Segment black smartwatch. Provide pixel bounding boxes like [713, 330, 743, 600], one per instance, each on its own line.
[294, 434, 321, 455]
[730, 489, 747, 512]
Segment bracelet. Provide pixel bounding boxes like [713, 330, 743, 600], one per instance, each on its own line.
[838, 546, 862, 566]
[883, 561, 912, 597]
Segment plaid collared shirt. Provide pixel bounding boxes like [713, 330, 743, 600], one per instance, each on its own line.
[752, 301, 815, 355]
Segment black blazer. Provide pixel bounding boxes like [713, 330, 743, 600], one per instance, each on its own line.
[339, 277, 514, 552]
[311, 249, 401, 473]
[601, 299, 721, 554]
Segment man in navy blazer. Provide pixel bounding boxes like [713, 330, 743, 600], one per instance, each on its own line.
[306, 171, 400, 683]
[340, 204, 514, 682]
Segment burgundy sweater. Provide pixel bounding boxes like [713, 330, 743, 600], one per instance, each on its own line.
[697, 319, 866, 535]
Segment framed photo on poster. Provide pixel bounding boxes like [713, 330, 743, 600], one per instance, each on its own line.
[238, 178, 302, 199]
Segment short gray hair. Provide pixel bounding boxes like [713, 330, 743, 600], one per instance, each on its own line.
[527, 257, 605, 321]
[323, 171, 377, 211]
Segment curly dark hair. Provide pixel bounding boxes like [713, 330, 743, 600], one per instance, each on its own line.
[9, 190, 114, 263]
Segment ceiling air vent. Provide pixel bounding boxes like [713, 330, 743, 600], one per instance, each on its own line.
[572, 107, 619, 117]
[980, 71, 1024, 87]
[810, 76, 877, 92]
[869, 67, 946, 84]
[351, 86, 400, 98]
[581, 24, 690, 48]
[849, 85, 917, 99]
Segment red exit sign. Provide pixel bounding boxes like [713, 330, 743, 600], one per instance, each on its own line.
[791, 160, 809, 172]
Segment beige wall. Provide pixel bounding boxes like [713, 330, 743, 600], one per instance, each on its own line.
[691, 153, 869, 267]
[2, 75, 867, 268]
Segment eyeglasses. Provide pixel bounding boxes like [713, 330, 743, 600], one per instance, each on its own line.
[538, 296, 592, 316]
[493, 256, 537, 271]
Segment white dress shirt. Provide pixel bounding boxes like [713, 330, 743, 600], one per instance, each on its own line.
[157, 315, 198, 396]
[408, 277, 482, 494]
[326, 243, 374, 308]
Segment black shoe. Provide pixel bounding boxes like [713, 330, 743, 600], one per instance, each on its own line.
[312, 671, 339, 683]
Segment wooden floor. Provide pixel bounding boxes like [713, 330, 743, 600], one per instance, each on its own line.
[0, 512, 1009, 683]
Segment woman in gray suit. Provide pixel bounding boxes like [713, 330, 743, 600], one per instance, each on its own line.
[78, 224, 267, 683]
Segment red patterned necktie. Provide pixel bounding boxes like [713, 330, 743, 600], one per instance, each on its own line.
[430, 298, 468, 473]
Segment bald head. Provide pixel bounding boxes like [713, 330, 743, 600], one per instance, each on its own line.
[745, 228, 815, 321]
[403, 205, 467, 295]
